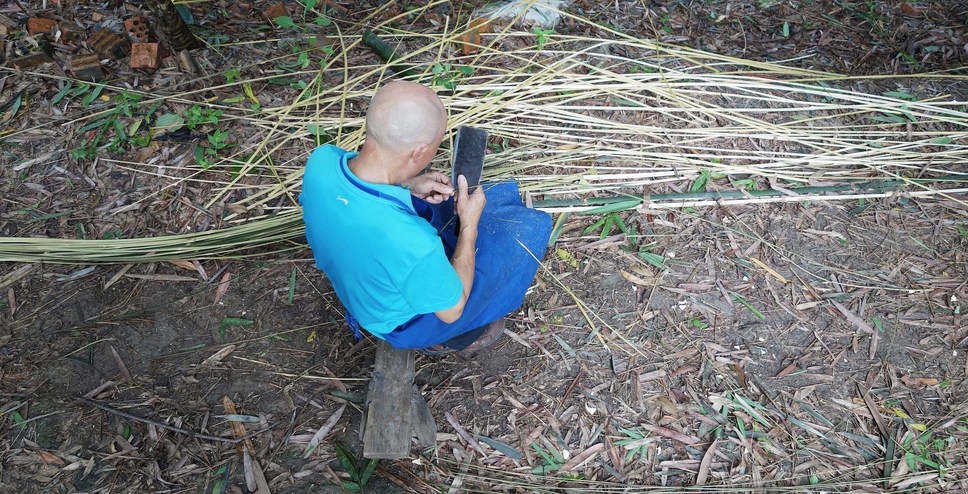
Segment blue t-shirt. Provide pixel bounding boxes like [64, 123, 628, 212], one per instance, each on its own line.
[299, 145, 462, 335]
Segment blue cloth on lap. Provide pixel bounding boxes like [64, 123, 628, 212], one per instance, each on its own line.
[380, 181, 552, 349]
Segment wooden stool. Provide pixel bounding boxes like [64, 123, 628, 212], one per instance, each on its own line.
[362, 340, 436, 459]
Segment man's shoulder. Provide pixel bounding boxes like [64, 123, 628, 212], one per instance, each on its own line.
[307, 144, 347, 169]
[301, 145, 348, 209]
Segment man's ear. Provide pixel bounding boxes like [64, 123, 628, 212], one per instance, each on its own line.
[410, 143, 428, 160]
[408, 143, 431, 167]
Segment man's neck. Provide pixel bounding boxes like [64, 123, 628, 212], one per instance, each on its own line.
[348, 144, 405, 185]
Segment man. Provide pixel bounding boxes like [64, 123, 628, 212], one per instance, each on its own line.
[300, 81, 551, 353]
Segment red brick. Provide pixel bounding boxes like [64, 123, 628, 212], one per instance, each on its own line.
[58, 22, 85, 43]
[70, 53, 104, 82]
[124, 16, 155, 43]
[130, 42, 163, 71]
[263, 3, 289, 21]
[27, 17, 58, 36]
[88, 28, 130, 60]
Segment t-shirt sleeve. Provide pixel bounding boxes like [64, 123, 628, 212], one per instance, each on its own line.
[398, 248, 463, 315]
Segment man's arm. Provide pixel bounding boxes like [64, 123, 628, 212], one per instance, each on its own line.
[435, 175, 485, 323]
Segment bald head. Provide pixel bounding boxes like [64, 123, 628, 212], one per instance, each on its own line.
[365, 81, 447, 153]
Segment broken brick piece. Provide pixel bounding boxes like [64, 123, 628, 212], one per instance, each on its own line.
[468, 17, 492, 34]
[130, 42, 164, 71]
[124, 16, 156, 43]
[900, 3, 924, 16]
[88, 28, 130, 60]
[27, 17, 58, 36]
[58, 21, 85, 43]
[263, 2, 289, 21]
[70, 53, 105, 82]
[175, 49, 196, 74]
[5, 35, 54, 69]
[458, 18, 491, 56]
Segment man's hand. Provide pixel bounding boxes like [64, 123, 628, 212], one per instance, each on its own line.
[404, 172, 454, 204]
[454, 174, 485, 230]
[434, 174, 486, 324]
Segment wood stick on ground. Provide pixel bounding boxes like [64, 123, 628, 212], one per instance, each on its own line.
[76, 396, 265, 444]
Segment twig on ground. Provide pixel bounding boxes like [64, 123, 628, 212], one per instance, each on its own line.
[76, 396, 267, 444]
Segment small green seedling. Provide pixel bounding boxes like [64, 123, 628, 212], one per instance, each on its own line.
[431, 63, 474, 90]
[196, 129, 231, 169]
[530, 441, 564, 474]
[733, 178, 757, 191]
[583, 212, 639, 251]
[69, 87, 161, 160]
[172, 105, 230, 168]
[584, 212, 626, 239]
[690, 169, 726, 193]
[659, 14, 673, 34]
[184, 105, 221, 129]
[532, 27, 555, 50]
[616, 428, 652, 463]
[333, 442, 377, 492]
[882, 90, 918, 101]
[691, 318, 708, 329]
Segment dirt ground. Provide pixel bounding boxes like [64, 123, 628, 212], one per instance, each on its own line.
[1, 0, 967, 492]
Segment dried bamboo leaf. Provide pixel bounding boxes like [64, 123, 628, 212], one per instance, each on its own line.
[695, 439, 717, 485]
[559, 443, 604, 472]
[303, 404, 345, 458]
[831, 300, 875, 334]
[0, 264, 34, 291]
[641, 424, 701, 445]
[857, 385, 890, 440]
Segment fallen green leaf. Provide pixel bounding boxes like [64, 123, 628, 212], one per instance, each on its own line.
[11, 411, 26, 430]
[274, 15, 295, 28]
[218, 317, 254, 338]
[153, 113, 184, 132]
[582, 198, 641, 215]
[477, 435, 524, 460]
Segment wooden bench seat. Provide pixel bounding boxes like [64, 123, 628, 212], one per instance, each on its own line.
[362, 340, 436, 459]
